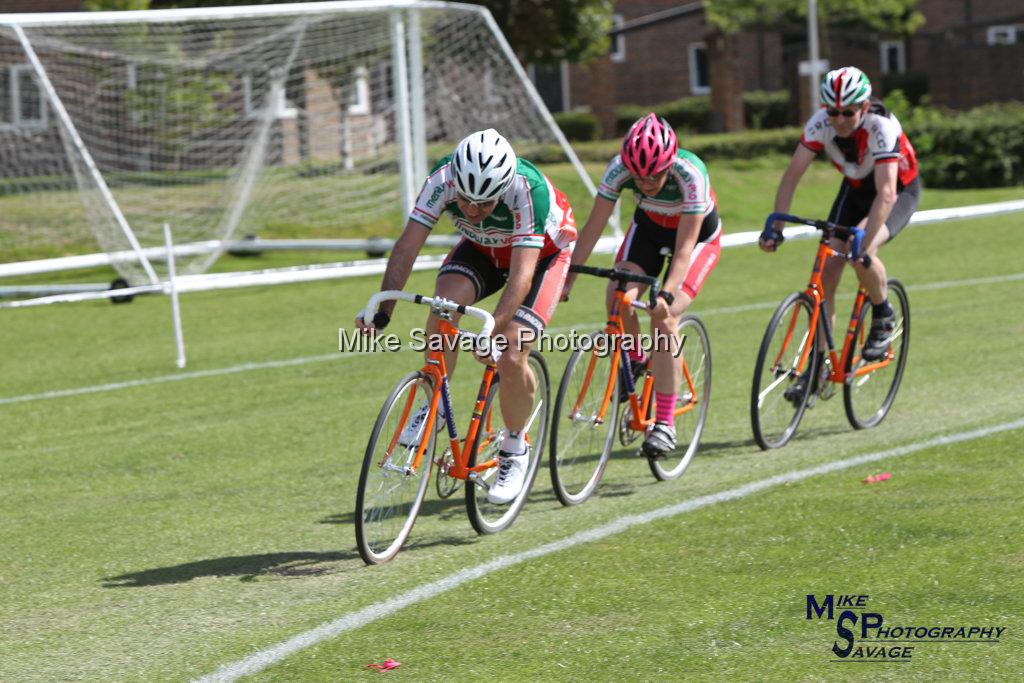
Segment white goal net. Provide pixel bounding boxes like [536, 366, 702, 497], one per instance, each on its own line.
[0, 1, 595, 285]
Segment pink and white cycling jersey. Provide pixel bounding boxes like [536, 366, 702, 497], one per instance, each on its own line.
[800, 103, 919, 190]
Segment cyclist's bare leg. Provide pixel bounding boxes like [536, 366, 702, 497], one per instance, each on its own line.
[496, 321, 537, 433]
[426, 273, 477, 376]
[650, 291, 692, 395]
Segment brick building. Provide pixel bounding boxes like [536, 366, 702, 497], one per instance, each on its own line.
[540, 0, 1024, 136]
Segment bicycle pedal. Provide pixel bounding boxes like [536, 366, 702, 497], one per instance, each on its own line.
[637, 443, 668, 460]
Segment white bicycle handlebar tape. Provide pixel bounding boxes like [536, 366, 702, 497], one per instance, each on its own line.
[362, 290, 496, 337]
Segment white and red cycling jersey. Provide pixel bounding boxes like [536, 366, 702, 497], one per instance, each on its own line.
[800, 100, 919, 190]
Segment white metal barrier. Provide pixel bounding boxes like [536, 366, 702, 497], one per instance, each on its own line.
[2, 199, 1022, 366]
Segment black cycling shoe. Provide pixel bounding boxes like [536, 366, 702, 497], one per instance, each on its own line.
[861, 313, 896, 362]
[618, 356, 649, 402]
[641, 422, 676, 459]
[783, 373, 811, 406]
[783, 352, 823, 407]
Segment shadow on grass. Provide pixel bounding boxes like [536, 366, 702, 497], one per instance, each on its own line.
[320, 494, 466, 526]
[102, 532, 478, 587]
[102, 551, 361, 587]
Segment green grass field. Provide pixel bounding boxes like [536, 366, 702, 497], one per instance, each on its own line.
[1, 187, 1022, 680]
[4, 153, 1024, 268]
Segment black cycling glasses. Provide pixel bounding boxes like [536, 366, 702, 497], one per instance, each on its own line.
[826, 107, 859, 118]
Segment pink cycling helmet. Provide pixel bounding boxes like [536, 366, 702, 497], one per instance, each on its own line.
[621, 113, 677, 177]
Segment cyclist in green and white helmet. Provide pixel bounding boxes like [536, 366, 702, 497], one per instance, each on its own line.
[761, 66, 921, 400]
[819, 65, 872, 108]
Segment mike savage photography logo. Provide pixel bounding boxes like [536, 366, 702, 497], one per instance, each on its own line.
[338, 327, 686, 357]
[805, 593, 1007, 663]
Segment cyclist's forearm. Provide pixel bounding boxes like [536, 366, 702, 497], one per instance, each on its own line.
[865, 165, 898, 247]
[378, 221, 429, 310]
[773, 147, 814, 217]
[865, 193, 896, 249]
[773, 168, 802, 214]
[571, 197, 616, 265]
[664, 218, 699, 291]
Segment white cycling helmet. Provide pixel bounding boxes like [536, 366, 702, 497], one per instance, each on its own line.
[820, 66, 872, 108]
[451, 129, 517, 203]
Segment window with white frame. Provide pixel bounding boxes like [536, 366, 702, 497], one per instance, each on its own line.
[1, 64, 47, 129]
[987, 25, 1018, 45]
[347, 66, 370, 115]
[879, 40, 906, 74]
[242, 72, 296, 119]
[688, 42, 709, 95]
[610, 14, 626, 63]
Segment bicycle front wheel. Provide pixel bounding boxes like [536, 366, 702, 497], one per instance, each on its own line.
[844, 279, 910, 429]
[355, 371, 436, 565]
[466, 350, 549, 534]
[650, 314, 711, 481]
[550, 339, 618, 506]
[751, 292, 818, 450]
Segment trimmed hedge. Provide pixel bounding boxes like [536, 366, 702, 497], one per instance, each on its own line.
[614, 90, 791, 134]
[553, 110, 602, 141]
[525, 127, 801, 165]
[615, 96, 710, 135]
[743, 90, 790, 130]
[905, 102, 1024, 188]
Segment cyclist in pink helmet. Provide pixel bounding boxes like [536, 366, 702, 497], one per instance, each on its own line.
[621, 112, 678, 178]
[564, 113, 722, 458]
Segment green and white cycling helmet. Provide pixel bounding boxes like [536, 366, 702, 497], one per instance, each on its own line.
[451, 128, 517, 203]
[820, 66, 872, 108]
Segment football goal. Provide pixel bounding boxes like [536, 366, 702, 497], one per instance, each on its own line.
[0, 1, 600, 286]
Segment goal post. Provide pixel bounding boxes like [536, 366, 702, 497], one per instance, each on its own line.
[0, 1, 609, 286]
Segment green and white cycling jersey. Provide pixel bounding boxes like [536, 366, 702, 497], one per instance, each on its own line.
[597, 149, 718, 230]
[409, 155, 576, 268]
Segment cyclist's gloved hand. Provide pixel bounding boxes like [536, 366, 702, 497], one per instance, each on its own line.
[355, 310, 390, 333]
[473, 335, 502, 365]
[847, 227, 865, 262]
[560, 272, 578, 302]
[759, 226, 785, 252]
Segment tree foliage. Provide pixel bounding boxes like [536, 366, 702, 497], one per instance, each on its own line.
[706, 0, 924, 35]
[85, 0, 151, 10]
[473, 1, 614, 65]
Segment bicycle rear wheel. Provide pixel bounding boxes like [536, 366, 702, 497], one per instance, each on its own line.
[550, 339, 618, 506]
[844, 279, 910, 429]
[355, 372, 436, 565]
[750, 292, 818, 450]
[649, 314, 711, 481]
[466, 351, 549, 534]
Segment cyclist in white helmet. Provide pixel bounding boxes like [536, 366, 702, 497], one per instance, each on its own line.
[356, 129, 577, 504]
[760, 66, 921, 402]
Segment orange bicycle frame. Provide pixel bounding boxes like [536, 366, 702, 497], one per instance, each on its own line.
[388, 318, 499, 482]
[571, 287, 698, 436]
[780, 238, 897, 386]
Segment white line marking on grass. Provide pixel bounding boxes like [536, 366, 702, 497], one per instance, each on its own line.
[906, 271, 1024, 292]
[0, 353, 350, 405]
[194, 418, 1024, 682]
[5, 271, 1022, 407]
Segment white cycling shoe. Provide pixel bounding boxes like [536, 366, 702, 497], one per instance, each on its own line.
[487, 449, 529, 504]
[398, 402, 445, 449]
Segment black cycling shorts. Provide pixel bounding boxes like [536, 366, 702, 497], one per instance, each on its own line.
[828, 176, 921, 241]
[615, 205, 721, 279]
[437, 239, 570, 335]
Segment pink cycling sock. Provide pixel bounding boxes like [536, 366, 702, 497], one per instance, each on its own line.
[655, 392, 676, 426]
